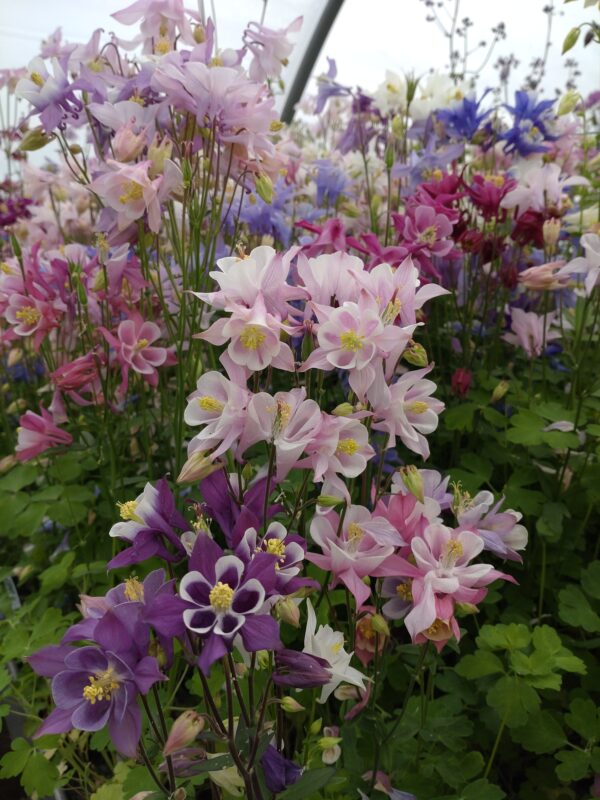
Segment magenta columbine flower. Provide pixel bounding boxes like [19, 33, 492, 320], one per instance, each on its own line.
[180, 535, 281, 674]
[15, 407, 73, 462]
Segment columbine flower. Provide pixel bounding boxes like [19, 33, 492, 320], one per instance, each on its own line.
[308, 507, 404, 608]
[184, 371, 250, 460]
[502, 307, 561, 358]
[180, 535, 280, 674]
[15, 407, 72, 461]
[236, 522, 306, 594]
[243, 17, 302, 82]
[557, 233, 600, 296]
[260, 745, 303, 794]
[101, 316, 174, 390]
[300, 415, 375, 483]
[369, 366, 444, 459]
[303, 600, 365, 703]
[16, 57, 82, 131]
[454, 490, 528, 561]
[108, 478, 189, 568]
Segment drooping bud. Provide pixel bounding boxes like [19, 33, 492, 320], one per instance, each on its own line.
[371, 614, 390, 637]
[557, 89, 579, 116]
[112, 121, 146, 162]
[280, 696, 305, 713]
[542, 218, 561, 252]
[309, 718, 322, 735]
[402, 340, 428, 367]
[0, 455, 17, 474]
[398, 465, 425, 504]
[317, 495, 345, 508]
[275, 597, 300, 628]
[490, 380, 510, 404]
[255, 174, 273, 204]
[455, 602, 479, 616]
[19, 127, 52, 151]
[318, 736, 342, 750]
[177, 452, 222, 484]
[163, 710, 205, 756]
[332, 402, 354, 417]
[256, 650, 270, 669]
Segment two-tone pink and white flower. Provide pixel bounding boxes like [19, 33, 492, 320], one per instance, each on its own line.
[184, 371, 250, 460]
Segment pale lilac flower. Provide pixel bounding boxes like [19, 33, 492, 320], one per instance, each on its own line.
[557, 233, 600, 296]
[503, 307, 561, 358]
[184, 371, 250, 459]
[455, 490, 528, 562]
[501, 163, 589, 216]
[243, 17, 302, 82]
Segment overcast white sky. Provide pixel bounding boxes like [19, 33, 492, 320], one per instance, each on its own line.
[0, 1, 598, 103]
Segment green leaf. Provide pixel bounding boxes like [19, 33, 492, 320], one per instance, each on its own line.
[39, 552, 76, 594]
[0, 464, 38, 492]
[565, 698, 600, 742]
[487, 676, 540, 728]
[510, 711, 566, 753]
[279, 768, 336, 799]
[477, 623, 531, 652]
[47, 499, 88, 526]
[582, 562, 600, 600]
[90, 785, 124, 800]
[456, 651, 504, 679]
[48, 453, 83, 482]
[0, 737, 31, 778]
[536, 503, 569, 542]
[435, 751, 484, 788]
[444, 403, 478, 432]
[21, 753, 60, 797]
[558, 585, 600, 632]
[461, 778, 506, 800]
[555, 749, 590, 782]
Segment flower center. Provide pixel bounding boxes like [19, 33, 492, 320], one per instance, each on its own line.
[30, 71, 45, 87]
[198, 395, 225, 413]
[265, 538, 286, 558]
[382, 298, 402, 325]
[124, 577, 145, 602]
[396, 581, 413, 601]
[273, 400, 292, 436]
[240, 325, 266, 350]
[336, 438, 359, 456]
[119, 181, 144, 205]
[15, 306, 41, 326]
[419, 225, 438, 246]
[209, 581, 234, 611]
[442, 539, 464, 567]
[347, 523, 364, 542]
[425, 619, 445, 637]
[82, 668, 120, 704]
[155, 36, 171, 55]
[484, 173, 505, 188]
[405, 400, 428, 414]
[0, 262, 15, 274]
[135, 338, 149, 350]
[339, 330, 365, 352]
[117, 499, 141, 522]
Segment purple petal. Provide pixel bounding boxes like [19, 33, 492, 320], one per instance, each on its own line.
[64, 646, 108, 674]
[62, 619, 98, 644]
[198, 634, 229, 675]
[133, 656, 165, 694]
[214, 612, 244, 637]
[189, 534, 222, 580]
[108, 703, 141, 758]
[71, 697, 112, 731]
[52, 670, 90, 709]
[27, 645, 73, 678]
[240, 614, 281, 652]
[232, 585, 263, 615]
[244, 552, 277, 594]
[184, 608, 216, 634]
[34, 707, 74, 738]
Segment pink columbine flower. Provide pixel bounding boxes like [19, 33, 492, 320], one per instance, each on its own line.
[300, 293, 416, 399]
[308, 506, 405, 608]
[369, 366, 444, 459]
[238, 388, 322, 480]
[197, 295, 295, 373]
[184, 371, 250, 460]
[3, 293, 58, 349]
[454, 490, 528, 562]
[16, 407, 73, 461]
[503, 307, 561, 358]
[402, 204, 454, 258]
[112, 119, 147, 162]
[100, 317, 174, 390]
[518, 261, 569, 291]
[394, 523, 511, 648]
[243, 17, 302, 82]
[299, 415, 375, 483]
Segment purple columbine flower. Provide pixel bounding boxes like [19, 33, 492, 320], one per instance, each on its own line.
[180, 535, 281, 674]
[260, 745, 303, 794]
[29, 636, 164, 757]
[235, 522, 308, 594]
[273, 649, 332, 689]
[108, 478, 189, 568]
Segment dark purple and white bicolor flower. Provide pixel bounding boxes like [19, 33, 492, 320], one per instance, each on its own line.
[235, 521, 307, 594]
[180, 534, 281, 674]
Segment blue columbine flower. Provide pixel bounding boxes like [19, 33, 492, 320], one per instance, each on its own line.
[436, 90, 493, 141]
[501, 90, 557, 156]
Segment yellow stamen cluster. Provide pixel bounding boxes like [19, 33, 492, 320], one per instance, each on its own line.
[117, 500, 140, 521]
[405, 400, 429, 414]
[135, 338, 149, 350]
[209, 581, 234, 611]
[444, 539, 464, 561]
[336, 438, 359, 456]
[425, 619, 445, 637]
[198, 395, 225, 413]
[347, 523, 364, 542]
[0, 262, 15, 275]
[431, 168, 443, 181]
[119, 181, 144, 205]
[265, 538, 286, 558]
[484, 173, 505, 188]
[273, 400, 292, 437]
[30, 71, 45, 87]
[240, 325, 266, 351]
[124, 577, 145, 602]
[339, 330, 365, 352]
[82, 669, 120, 704]
[419, 225, 438, 246]
[382, 298, 402, 325]
[396, 582, 413, 601]
[15, 306, 41, 326]
[155, 37, 171, 55]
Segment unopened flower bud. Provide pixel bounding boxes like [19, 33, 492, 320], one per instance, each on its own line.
[317, 495, 345, 508]
[241, 463, 254, 482]
[163, 710, 205, 756]
[384, 143, 395, 171]
[7, 348, 23, 367]
[280, 696, 305, 713]
[332, 402, 354, 417]
[455, 602, 479, 616]
[19, 127, 52, 152]
[371, 614, 390, 637]
[148, 135, 172, 177]
[193, 24, 206, 43]
[557, 89, 579, 116]
[112, 122, 146, 162]
[318, 736, 342, 750]
[309, 718, 322, 735]
[7, 398, 27, 414]
[543, 218, 561, 251]
[0, 455, 17, 474]
[490, 380, 509, 404]
[398, 465, 425, 504]
[275, 597, 300, 628]
[257, 650, 270, 670]
[235, 662, 248, 678]
[255, 173, 273, 204]
[172, 789, 187, 800]
[177, 452, 222, 484]
[403, 340, 428, 367]
[391, 115, 405, 139]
